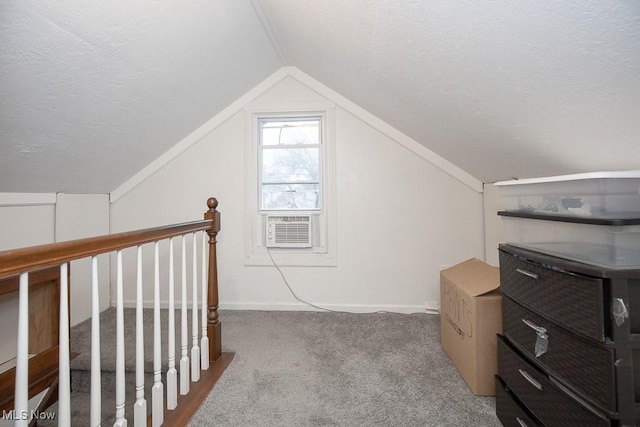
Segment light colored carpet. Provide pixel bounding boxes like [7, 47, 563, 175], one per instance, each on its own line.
[43, 308, 500, 426]
[189, 310, 501, 427]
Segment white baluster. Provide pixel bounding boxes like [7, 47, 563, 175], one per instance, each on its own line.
[200, 231, 209, 371]
[90, 256, 102, 427]
[191, 233, 200, 382]
[167, 238, 177, 410]
[114, 250, 127, 427]
[59, 264, 71, 426]
[134, 246, 147, 426]
[152, 242, 164, 426]
[14, 272, 28, 427]
[180, 235, 190, 395]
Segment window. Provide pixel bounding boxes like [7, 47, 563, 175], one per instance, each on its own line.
[244, 104, 336, 266]
[259, 117, 322, 211]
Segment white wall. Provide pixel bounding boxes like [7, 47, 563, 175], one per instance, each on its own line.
[110, 76, 485, 312]
[0, 202, 56, 251]
[483, 183, 507, 266]
[0, 196, 56, 365]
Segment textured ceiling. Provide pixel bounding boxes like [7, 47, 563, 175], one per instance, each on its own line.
[1, 1, 639, 194]
[262, 0, 640, 183]
[0, 1, 281, 193]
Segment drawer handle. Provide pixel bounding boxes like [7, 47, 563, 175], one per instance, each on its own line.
[516, 417, 529, 427]
[516, 268, 538, 280]
[518, 368, 543, 391]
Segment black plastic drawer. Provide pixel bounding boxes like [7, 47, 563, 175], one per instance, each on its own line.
[498, 335, 609, 426]
[503, 296, 616, 412]
[495, 376, 543, 427]
[500, 249, 605, 342]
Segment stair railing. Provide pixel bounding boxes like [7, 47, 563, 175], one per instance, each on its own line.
[0, 197, 232, 426]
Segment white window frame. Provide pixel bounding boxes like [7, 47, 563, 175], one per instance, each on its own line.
[258, 115, 323, 212]
[244, 102, 336, 267]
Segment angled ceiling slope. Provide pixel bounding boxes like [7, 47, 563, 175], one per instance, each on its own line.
[0, 1, 282, 193]
[261, 0, 640, 183]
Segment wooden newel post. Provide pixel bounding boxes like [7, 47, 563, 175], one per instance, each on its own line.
[204, 197, 222, 362]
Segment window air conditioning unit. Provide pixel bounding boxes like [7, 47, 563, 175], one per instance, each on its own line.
[266, 215, 312, 248]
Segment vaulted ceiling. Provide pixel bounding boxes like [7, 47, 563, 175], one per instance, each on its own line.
[2, 1, 639, 193]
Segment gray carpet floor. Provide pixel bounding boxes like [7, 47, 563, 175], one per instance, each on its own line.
[188, 310, 501, 427]
[47, 308, 500, 426]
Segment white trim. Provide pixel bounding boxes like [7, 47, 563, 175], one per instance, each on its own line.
[219, 302, 435, 314]
[285, 67, 483, 193]
[244, 105, 337, 266]
[110, 66, 482, 202]
[0, 192, 57, 207]
[119, 300, 436, 314]
[109, 68, 292, 203]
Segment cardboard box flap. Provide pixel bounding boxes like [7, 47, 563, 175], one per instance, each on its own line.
[441, 258, 500, 297]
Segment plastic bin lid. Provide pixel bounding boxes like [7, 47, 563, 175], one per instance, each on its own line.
[494, 170, 640, 186]
[497, 210, 640, 226]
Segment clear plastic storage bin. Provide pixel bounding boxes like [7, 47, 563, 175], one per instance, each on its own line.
[499, 214, 640, 268]
[495, 171, 640, 218]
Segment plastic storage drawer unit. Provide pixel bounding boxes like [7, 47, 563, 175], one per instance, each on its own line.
[497, 244, 640, 426]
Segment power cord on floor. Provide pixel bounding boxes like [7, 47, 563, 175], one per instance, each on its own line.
[266, 249, 422, 315]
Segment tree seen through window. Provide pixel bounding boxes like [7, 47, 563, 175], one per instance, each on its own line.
[259, 117, 321, 210]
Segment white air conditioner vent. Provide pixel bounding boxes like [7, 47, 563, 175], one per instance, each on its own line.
[266, 215, 312, 248]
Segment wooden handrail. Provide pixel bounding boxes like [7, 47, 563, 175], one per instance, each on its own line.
[0, 198, 218, 284]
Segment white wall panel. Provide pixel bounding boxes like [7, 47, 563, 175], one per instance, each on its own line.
[111, 77, 485, 312]
[0, 199, 55, 365]
[0, 203, 55, 251]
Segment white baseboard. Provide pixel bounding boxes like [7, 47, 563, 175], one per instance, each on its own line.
[220, 302, 433, 314]
[116, 300, 437, 315]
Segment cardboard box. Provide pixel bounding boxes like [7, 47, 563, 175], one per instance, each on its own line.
[440, 258, 502, 396]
